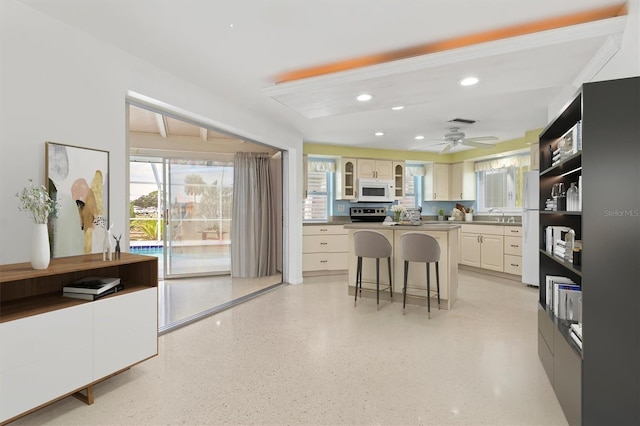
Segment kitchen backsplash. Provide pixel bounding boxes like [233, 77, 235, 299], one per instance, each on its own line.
[332, 200, 477, 217]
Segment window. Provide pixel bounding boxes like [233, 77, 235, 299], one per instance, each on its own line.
[303, 159, 335, 221]
[475, 154, 530, 212]
[397, 164, 424, 208]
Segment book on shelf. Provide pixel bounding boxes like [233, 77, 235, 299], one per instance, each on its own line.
[553, 283, 581, 315]
[545, 275, 575, 311]
[570, 329, 583, 350]
[63, 276, 121, 295]
[570, 323, 583, 340]
[63, 283, 124, 300]
[557, 288, 582, 321]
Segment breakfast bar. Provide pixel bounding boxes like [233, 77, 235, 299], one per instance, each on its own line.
[344, 223, 461, 310]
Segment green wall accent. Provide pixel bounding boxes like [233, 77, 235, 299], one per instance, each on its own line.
[304, 128, 542, 163]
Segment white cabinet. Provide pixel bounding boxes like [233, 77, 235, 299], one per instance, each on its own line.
[93, 288, 158, 380]
[503, 227, 522, 276]
[0, 253, 158, 424]
[424, 163, 450, 200]
[451, 162, 476, 200]
[393, 161, 405, 199]
[303, 225, 348, 274]
[459, 225, 504, 272]
[357, 159, 393, 180]
[336, 158, 356, 200]
[0, 304, 93, 422]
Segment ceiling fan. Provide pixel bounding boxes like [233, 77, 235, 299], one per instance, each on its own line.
[432, 127, 498, 154]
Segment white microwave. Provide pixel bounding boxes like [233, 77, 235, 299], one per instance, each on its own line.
[356, 179, 395, 203]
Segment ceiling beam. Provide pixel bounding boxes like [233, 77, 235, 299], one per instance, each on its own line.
[154, 113, 167, 138]
[274, 3, 627, 83]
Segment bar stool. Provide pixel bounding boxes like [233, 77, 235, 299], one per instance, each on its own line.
[399, 232, 441, 318]
[353, 230, 393, 309]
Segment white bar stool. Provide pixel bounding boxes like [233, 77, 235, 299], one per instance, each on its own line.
[353, 230, 393, 309]
[399, 232, 441, 318]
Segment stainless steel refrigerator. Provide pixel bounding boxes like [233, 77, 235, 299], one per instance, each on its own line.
[522, 171, 539, 287]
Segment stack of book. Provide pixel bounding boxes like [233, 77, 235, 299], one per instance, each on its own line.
[62, 276, 123, 300]
[570, 323, 583, 350]
[545, 275, 581, 321]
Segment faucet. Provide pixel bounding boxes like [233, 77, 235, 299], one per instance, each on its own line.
[489, 207, 505, 222]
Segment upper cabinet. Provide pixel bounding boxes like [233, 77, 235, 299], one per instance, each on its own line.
[424, 163, 450, 201]
[393, 161, 405, 199]
[451, 162, 476, 200]
[357, 159, 393, 180]
[336, 157, 356, 200]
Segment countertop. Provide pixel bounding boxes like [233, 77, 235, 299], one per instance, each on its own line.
[304, 220, 521, 227]
[343, 222, 461, 231]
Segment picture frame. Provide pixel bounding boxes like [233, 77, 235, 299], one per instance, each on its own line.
[46, 142, 110, 257]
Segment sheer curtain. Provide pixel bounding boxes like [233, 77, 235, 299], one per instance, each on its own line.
[231, 152, 277, 277]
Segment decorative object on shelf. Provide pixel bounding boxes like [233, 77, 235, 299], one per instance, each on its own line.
[46, 142, 109, 258]
[101, 223, 114, 261]
[566, 182, 580, 211]
[113, 234, 122, 259]
[438, 208, 445, 221]
[390, 204, 403, 222]
[16, 179, 61, 269]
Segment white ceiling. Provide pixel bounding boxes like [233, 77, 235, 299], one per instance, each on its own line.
[21, 0, 629, 153]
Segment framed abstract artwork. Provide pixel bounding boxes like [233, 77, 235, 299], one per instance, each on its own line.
[46, 142, 110, 257]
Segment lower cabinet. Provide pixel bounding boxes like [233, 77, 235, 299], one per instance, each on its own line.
[0, 288, 158, 423]
[0, 304, 94, 422]
[503, 227, 522, 276]
[303, 225, 348, 274]
[538, 306, 582, 426]
[459, 225, 504, 272]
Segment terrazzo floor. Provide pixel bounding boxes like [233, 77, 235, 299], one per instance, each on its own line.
[12, 269, 568, 425]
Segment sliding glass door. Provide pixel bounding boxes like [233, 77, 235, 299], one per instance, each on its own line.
[165, 158, 233, 277]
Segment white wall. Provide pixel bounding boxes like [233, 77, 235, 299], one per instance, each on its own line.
[0, 1, 304, 284]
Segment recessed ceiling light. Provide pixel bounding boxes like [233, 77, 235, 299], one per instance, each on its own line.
[415, 135, 425, 140]
[356, 93, 373, 102]
[460, 77, 479, 86]
[391, 106, 405, 111]
[374, 132, 384, 136]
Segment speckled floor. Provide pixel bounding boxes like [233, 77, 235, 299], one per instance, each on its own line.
[12, 270, 568, 425]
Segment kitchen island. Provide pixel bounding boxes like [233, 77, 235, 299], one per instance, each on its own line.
[344, 223, 460, 310]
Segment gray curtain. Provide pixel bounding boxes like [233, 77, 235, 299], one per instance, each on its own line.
[231, 152, 277, 277]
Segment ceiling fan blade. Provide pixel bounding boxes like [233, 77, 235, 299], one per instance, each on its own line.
[439, 144, 453, 154]
[463, 140, 495, 149]
[465, 136, 498, 142]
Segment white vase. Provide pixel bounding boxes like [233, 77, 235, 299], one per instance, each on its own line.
[31, 223, 50, 270]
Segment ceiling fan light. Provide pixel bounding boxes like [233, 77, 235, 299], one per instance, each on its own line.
[460, 77, 479, 86]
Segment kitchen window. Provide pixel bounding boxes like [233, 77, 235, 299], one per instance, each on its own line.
[397, 163, 424, 208]
[475, 154, 530, 212]
[303, 159, 335, 221]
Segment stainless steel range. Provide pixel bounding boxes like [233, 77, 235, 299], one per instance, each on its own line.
[350, 207, 387, 222]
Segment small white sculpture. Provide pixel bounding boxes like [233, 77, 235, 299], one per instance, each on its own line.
[102, 223, 114, 261]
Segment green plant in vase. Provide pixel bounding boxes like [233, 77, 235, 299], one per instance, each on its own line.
[391, 204, 403, 222]
[438, 208, 445, 220]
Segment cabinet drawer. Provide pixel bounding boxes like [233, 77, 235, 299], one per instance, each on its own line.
[504, 236, 522, 256]
[303, 225, 346, 236]
[504, 226, 522, 236]
[303, 253, 348, 271]
[303, 234, 348, 253]
[461, 224, 503, 235]
[504, 254, 522, 275]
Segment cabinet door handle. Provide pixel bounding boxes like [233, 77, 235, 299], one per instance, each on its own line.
[434, 193, 437, 199]
[477, 235, 480, 243]
[320, 228, 327, 232]
[510, 230, 518, 233]
[320, 260, 328, 263]
[320, 242, 327, 245]
[511, 263, 519, 267]
[510, 244, 519, 248]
